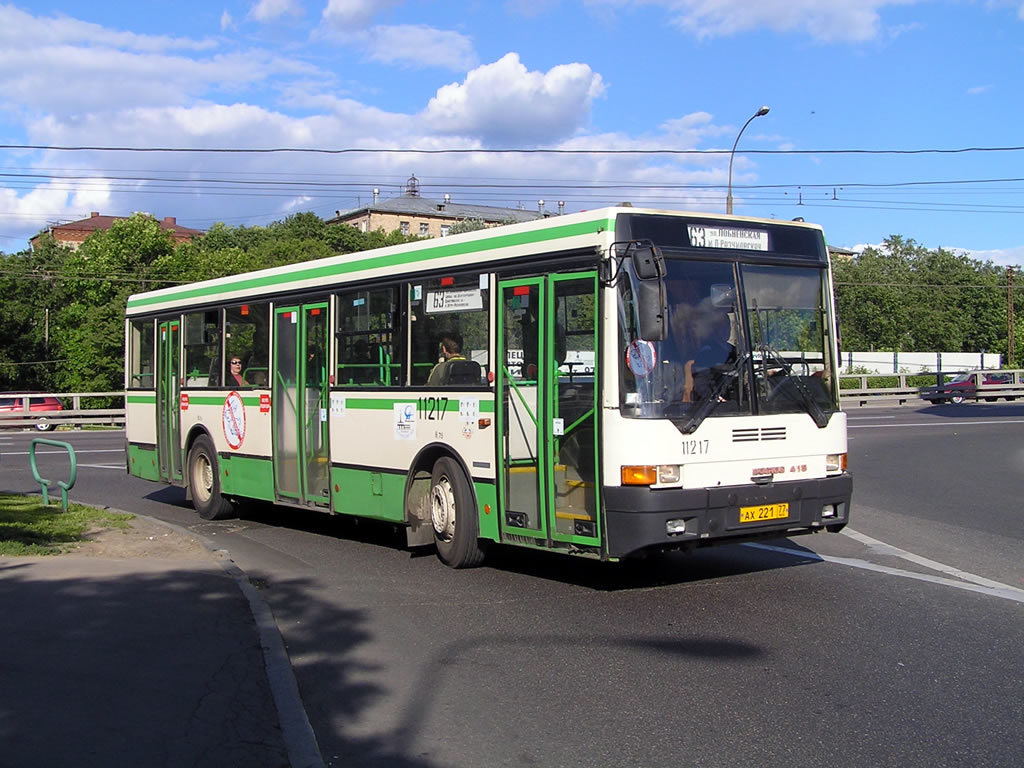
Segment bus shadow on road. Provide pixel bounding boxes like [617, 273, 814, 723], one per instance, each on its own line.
[483, 536, 823, 591]
[142, 486, 824, 591]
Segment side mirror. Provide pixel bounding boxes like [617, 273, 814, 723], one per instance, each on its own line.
[631, 244, 665, 280]
[635, 280, 667, 341]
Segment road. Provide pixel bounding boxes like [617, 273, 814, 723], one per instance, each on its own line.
[2, 403, 1022, 768]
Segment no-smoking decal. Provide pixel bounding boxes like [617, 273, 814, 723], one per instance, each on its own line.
[222, 391, 246, 450]
[626, 339, 657, 377]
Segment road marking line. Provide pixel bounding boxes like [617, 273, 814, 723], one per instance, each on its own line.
[850, 419, 1024, 429]
[78, 463, 124, 469]
[745, 542, 1024, 605]
[840, 528, 1023, 593]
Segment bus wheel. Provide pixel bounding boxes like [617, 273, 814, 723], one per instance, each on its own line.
[430, 457, 485, 568]
[187, 434, 235, 521]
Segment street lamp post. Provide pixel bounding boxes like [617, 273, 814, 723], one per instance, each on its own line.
[726, 105, 770, 215]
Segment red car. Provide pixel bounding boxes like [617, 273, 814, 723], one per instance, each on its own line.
[0, 394, 64, 431]
[918, 371, 1017, 404]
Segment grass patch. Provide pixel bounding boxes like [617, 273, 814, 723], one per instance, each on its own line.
[0, 494, 134, 556]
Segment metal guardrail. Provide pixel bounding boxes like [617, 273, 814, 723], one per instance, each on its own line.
[0, 391, 124, 430]
[838, 371, 1024, 407]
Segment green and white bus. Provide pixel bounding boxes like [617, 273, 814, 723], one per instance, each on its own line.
[125, 206, 851, 567]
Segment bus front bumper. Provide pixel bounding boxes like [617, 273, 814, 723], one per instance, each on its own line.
[602, 474, 852, 559]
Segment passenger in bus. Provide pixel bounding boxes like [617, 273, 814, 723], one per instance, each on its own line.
[227, 356, 246, 387]
[428, 335, 466, 385]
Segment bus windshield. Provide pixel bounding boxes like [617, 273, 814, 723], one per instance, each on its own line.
[619, 258, 838, 430]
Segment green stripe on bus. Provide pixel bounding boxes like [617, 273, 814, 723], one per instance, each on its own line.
[126, 216, 613, 309]
[127, 394, 156, 404]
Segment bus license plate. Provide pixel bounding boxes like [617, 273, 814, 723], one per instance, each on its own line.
[739, 502, 789, 523]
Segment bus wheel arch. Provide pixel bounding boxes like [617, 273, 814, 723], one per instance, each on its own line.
[185, 430, 235, 521]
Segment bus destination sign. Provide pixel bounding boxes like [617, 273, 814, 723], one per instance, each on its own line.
[688, 225, 769, 251]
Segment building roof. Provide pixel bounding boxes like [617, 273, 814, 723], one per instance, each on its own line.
[38, 211, 205, 239]
[328, 191, 550, 225]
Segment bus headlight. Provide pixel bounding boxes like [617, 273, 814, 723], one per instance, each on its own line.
[657, 465, 680, 484]
[620, 465, 680, 486]
[826, 453, 847, 473]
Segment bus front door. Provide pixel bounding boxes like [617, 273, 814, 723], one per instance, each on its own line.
[497, 273, 601, 551]
[156, 319, 183, 483]
[273, 303, 330, 506]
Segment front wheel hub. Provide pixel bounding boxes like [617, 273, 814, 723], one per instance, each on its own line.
[431, 477, 456, 542]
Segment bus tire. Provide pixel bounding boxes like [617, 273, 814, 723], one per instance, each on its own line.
[430, 456, 485, 568]
[187, 434, 235, 521]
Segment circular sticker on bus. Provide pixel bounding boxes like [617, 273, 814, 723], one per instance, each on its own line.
[626, 339, 657, 377]
[223, 391, 246, 450]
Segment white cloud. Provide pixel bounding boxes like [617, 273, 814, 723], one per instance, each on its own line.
[967, 84, 993, 95]
[220, 10, 234, 30]
[0, 45, 317, 115]
[585, 0, 915, 43]
[423, 53, 605, 145]
[346, 25, 477, 71]
[0, 5, 216, 53]
[961, 245, 1024, 267]
[249, 0, 304, 22]
[321, 0, 402, 28]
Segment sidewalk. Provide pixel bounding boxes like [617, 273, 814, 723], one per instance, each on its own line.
[0, 516, 322, 768]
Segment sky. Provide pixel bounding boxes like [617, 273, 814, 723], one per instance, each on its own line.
[1, 0, 1023, 265]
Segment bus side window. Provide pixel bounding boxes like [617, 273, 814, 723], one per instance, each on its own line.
[336, 286, 402, 387]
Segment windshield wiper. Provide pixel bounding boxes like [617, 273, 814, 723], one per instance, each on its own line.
[679, 353, 749, 434]
[759, 343, 829, 428]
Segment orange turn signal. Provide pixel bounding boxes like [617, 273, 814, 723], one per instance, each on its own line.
[621, 465, 657, 486]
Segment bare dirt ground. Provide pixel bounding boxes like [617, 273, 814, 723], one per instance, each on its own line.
[74, 513, 216, 561]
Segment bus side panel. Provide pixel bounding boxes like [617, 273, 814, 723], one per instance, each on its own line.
[126, 396, 157, 445]
[330, 466, 405, 522]
[473, 479, 499, 542]
[330, 392, 497, 496]
[126, 395, 160, 480]
[179, 392, 274, 496]
[220, 454, 275, 501]
[127, 443, 161, 481]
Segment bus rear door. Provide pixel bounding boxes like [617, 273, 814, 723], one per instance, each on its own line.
[156, 318, 183, 483]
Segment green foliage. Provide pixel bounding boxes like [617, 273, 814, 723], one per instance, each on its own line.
[834, 236, 1020, 363]
[0, 211, 423, 393]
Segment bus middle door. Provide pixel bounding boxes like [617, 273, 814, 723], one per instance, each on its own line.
[273, 303, 330, 506]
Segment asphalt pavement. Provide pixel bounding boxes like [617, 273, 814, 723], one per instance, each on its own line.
[0, 516, 324, 768]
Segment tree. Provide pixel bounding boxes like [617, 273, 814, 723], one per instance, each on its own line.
[833, 235, 1019, 363]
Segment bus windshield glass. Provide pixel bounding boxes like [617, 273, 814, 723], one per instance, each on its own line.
[619, 258, 838, 429]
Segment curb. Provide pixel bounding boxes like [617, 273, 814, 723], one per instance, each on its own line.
[112, 509, 326, 768]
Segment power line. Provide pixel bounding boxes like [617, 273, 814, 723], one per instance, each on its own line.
[3, 143, 1024, 156]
